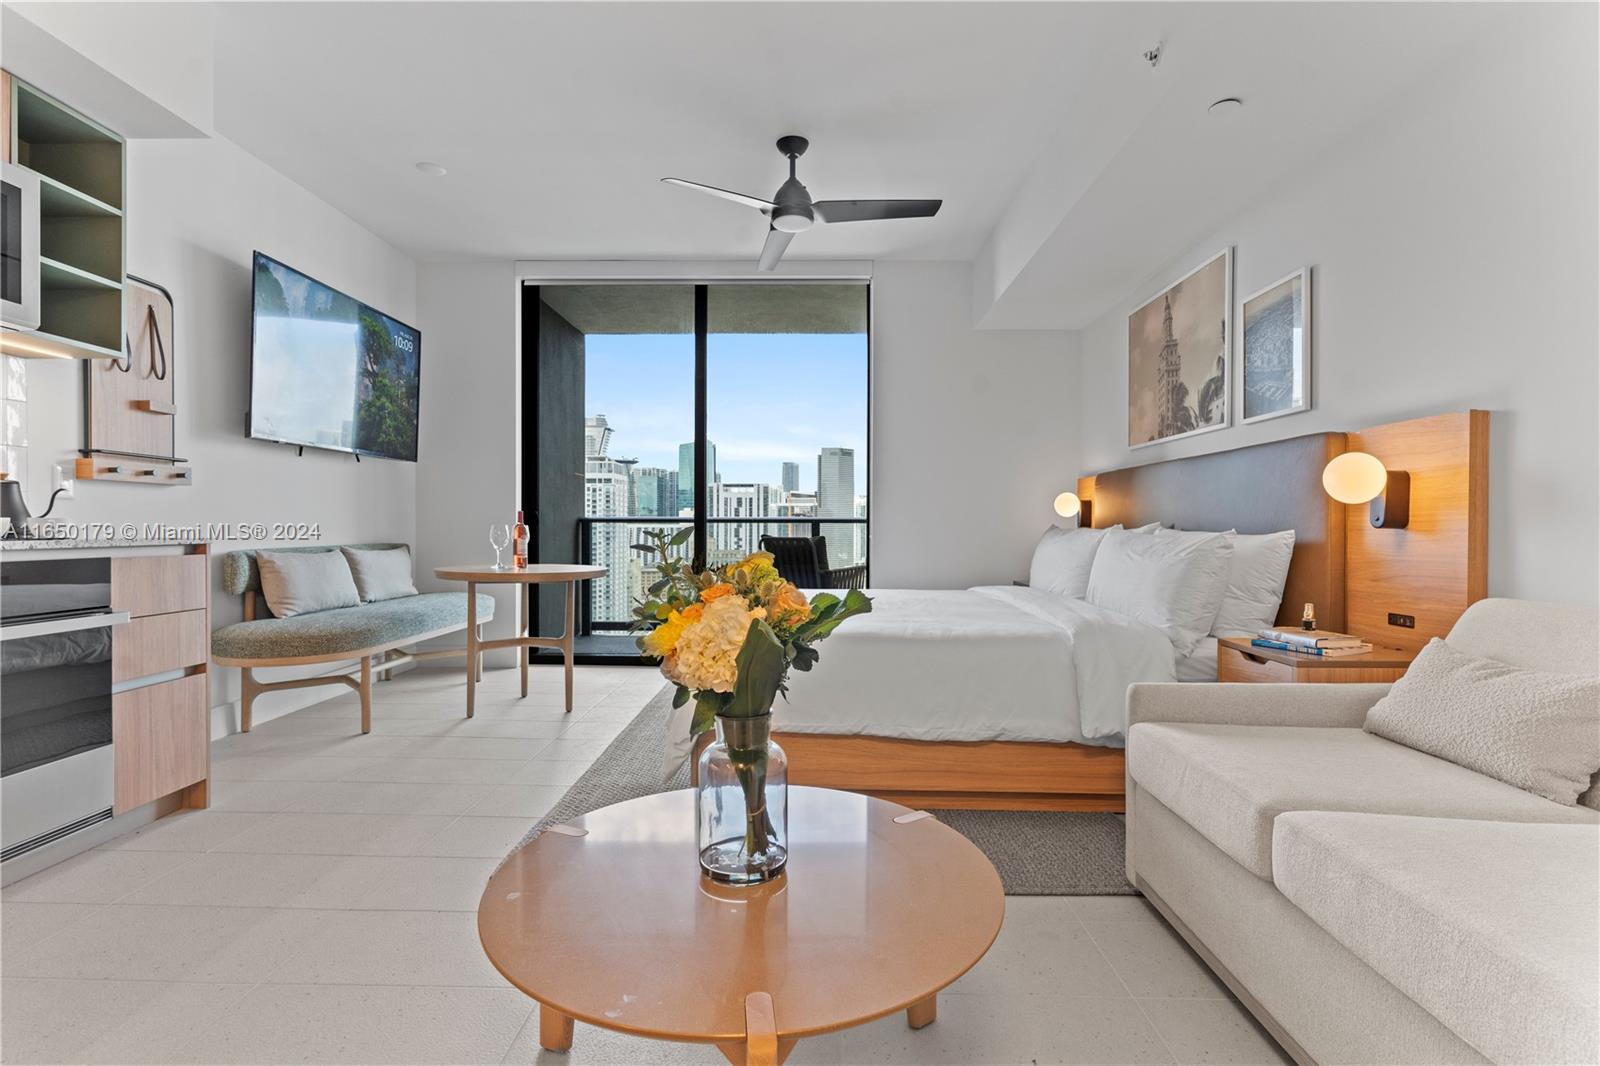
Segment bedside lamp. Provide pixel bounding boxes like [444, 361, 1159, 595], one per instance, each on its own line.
[1323, 452, 1409, 529]
[1054, 491, 1090, 527]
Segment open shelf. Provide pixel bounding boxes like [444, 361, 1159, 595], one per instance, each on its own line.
[0, 328, 123, 361]
[41, 256, 121, 292]
[38, 172, 121, 219]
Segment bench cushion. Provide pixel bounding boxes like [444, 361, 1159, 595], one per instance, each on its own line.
[1274, 812, 1600, 1065]
[1127, 722, 1597, 878]
[212, 592, 495, 662]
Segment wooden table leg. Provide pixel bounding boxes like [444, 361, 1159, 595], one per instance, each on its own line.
[906, 994, 936, 1029]
[563, 578, 576, 714]
[519, 580, 529, 698]
[465, 581, 477, 719]
[359, 655, 372, 734]
[538, 1003, 574, 1052]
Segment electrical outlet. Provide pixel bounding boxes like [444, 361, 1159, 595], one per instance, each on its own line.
[1387, 612, 1415, 629]
[52, 463, 74, 500]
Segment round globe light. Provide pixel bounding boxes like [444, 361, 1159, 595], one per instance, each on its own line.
[1053, 491, 1082, 519]
[1322, 452, 1389, 505]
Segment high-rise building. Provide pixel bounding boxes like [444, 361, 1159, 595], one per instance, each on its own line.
[781, 462, 800, 492]
[584, 415, 613, 459]
[816, 447, 856, 569]
[677, 440, 716, 514]
[707, 482, 780, 564]
[630, 467, 678, 518]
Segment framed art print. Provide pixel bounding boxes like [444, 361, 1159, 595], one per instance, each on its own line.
[1128, 248, 1232, 448]
[1240, 267, 1311, 424]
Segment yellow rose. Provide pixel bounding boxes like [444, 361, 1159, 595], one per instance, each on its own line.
[766, 581, 810, 627]
[700, 583, 737, 603]
[641, 608, 689, 659]
[671, 594, 763, 693]
[730, 551, 780, 587]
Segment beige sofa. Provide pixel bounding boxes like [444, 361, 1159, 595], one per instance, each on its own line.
[1126, 598, 1599, 1065]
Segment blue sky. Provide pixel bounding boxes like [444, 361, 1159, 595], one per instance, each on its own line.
[586, 333, 868, 493]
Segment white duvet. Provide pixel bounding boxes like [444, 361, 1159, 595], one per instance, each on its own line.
[665, 587, 1176, 759]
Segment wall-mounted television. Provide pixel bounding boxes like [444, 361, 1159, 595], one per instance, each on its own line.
[248, 251, 421, 462]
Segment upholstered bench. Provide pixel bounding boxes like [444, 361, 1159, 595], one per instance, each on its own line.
[211, 543, 495, 733]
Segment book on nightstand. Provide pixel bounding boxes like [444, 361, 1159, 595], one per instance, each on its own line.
[1259, 627, 1368, 650]
[1252, 637, 1374, 657]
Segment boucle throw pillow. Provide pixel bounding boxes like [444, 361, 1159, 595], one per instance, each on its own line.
[256, 549, 361, 618]
[1364, 638, 1600, 806]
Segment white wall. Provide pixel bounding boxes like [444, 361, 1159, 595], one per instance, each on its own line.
[413, 261, 522, 664]
[21, 133, 419, 732]
[1075, 8, 1598, 606]
[871, 261, 1077, 588]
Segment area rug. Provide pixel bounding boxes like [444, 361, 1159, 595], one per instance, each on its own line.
[517, 685, 1134, 895]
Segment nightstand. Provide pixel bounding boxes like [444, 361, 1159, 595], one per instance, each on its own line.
[1215, 636, 1418, 685]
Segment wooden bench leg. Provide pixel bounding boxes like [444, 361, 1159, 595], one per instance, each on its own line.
[539, 1004, 574, 1052]
[240, 667, 257, 732]
[906, 994, 936, 1029]
[359, 656, 372, 734]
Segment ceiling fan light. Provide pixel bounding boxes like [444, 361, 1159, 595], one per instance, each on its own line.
[771, 210, 813, 233]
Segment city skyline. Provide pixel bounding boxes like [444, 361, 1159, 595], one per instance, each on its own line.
[585, 331, 867, 491]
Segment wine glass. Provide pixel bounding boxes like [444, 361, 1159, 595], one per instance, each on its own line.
[489, 523, 511, 570]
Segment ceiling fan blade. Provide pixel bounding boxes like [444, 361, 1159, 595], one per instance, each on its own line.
[660, 177, 774, 211]
[757, 226, 794, 272]
[813, 199, 942, 223]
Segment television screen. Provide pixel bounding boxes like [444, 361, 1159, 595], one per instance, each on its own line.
[249, 252, 421, 461]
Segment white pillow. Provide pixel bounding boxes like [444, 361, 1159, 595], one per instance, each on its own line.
[255, 549, 361, 618]
[1156, 528, 1296, 637]
[1365, 638, 1600, 806]
[1085, 528, 1235, 656]
[341, 546, 418, 603]
[1028, 525, 1118, 598]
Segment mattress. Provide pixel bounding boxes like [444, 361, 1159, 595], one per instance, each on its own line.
[665, 586, 1178, 752]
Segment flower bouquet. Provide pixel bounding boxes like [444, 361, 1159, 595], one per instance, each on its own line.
[632, 527, 871, 882]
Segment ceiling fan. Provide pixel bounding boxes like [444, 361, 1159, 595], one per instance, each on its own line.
[662, 135, 942, 271]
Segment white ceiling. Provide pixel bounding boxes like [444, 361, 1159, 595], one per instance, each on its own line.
[192, 2, 1500, 326]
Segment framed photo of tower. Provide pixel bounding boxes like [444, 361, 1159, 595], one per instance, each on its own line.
[1127, 248, 1232, 449]
[1240, 267, 1311, 424]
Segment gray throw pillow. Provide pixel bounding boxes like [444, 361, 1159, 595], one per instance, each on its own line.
[341, 546, 418, 603]
[1364, 638, 1600, 806]
[255, 549, 361, 618]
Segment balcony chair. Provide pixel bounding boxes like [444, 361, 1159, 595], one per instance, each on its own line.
[759, 535, 867, 590]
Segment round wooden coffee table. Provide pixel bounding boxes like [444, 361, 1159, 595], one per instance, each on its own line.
[479, 786, 1004, 1065]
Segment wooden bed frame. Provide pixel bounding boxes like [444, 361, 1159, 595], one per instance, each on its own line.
[774, 413, 1488, 812]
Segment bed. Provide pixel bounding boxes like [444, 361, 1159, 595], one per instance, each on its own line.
[678, 432, 1349, 812]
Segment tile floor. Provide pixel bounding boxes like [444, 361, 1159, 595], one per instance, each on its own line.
[1, 665, 1288, 1066]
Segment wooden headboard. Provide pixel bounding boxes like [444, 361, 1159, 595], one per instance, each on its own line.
[1077, 432, 1349, 631]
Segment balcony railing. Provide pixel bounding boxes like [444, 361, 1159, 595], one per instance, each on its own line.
[576, 516, 868, 633]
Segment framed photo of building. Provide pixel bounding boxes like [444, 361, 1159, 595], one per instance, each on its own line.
[1128, 248, 1232, 449]
[1241, 267, 1311, 424]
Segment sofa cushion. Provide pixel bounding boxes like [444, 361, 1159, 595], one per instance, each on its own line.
[256, 548, 361, 618]
[212, 592, 496, 662]
[1127, 722, 1598, 878]
[1274, 812, 1599, 1066]
[341, 546, 420, 603]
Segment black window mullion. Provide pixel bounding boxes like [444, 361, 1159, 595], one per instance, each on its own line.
[693, 284, 709, 571]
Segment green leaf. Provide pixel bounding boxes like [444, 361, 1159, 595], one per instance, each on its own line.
[790, 642, 819, 672]
[630, 543, 658, 555]
[648, 578, 670, 596]
[671, 685, 691, 709]
[669, 526, 695, 547]
[726, 619, 786, 718]
[800, 590, 873, 642]
[807, 593, 841, 618]
[690, 692, 721, 737]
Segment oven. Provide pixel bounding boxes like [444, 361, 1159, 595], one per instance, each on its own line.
[0, 161, 42, 332]
[1, 558, 131, 862]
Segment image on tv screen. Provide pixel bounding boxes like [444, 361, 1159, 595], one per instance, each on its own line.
[251, 254, 421, 461]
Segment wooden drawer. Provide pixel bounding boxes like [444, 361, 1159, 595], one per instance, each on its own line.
[113, 673, 208, 813]
[1217, 644, 1297, 684]
[113, 609, 207, 682]
[112, 554, 206, 617]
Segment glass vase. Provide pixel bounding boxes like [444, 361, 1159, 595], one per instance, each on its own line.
[697, 714, 788, 884]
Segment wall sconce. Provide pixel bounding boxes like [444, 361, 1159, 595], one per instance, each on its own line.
[1054, 491, 1090, 527]
[1322, 452, 1409, 529]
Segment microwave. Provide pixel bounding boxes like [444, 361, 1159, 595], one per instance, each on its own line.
[1, 161, 41, 332]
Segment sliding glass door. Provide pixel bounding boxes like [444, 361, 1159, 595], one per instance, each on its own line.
[524, 280, 869, 650]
